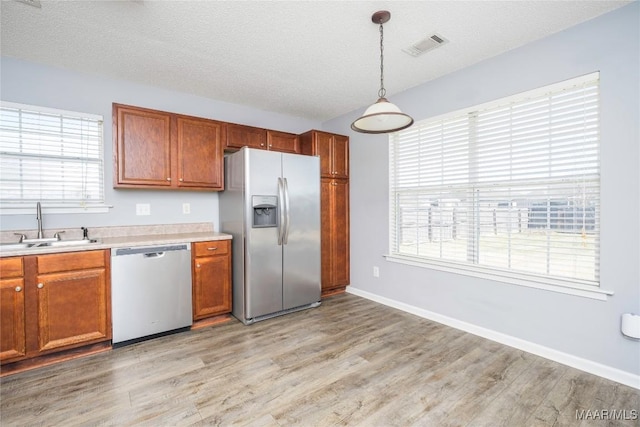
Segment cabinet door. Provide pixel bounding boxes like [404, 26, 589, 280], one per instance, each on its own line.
[320, 179, 350, 292]
[315, 132, 334, 177]
[267, 131, 300, 153]
[114, 105, 172, 187]
[331, 135, 349, 179]
[193, 255, 231, 320]
[35, 268, 110, 353]
[225, 124, 267, 151]
[320, 179, 334, 290]
[0, 278, 26, 362]
[330, 179, 350, 287]
[177, 117, 224, 189]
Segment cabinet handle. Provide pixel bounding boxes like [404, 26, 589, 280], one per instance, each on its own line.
[37, 283, 44, 289]
[167, 177, 171, 181]
[196, 263, 201, 268]
[207, 247, 217, 251]
[260, 143, 265, 147]
[179, 178, 183, 182]
[15, 286, 22, 292]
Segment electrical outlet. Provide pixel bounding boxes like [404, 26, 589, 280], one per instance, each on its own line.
[373, 266, 380, 278]
[136, 203, 150, 216]
[182, 203, 191, 214]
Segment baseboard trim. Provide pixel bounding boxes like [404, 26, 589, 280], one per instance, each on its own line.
[346, 286, 640, 390]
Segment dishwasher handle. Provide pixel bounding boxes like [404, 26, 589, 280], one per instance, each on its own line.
[144, 252, 165, 258]
[113, 244, 189, 257]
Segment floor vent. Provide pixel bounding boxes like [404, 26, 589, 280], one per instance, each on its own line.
[403, 33, 448, 57]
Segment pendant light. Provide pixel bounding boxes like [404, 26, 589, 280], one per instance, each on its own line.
[351, 10, 414, 134]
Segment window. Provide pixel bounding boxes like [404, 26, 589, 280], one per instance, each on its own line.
[0, 101, 105, 212]
[389, 73, 600, 290]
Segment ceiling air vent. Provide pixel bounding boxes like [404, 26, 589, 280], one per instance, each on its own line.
[15, 0, 41, 7]
[402, 33, 448, 57]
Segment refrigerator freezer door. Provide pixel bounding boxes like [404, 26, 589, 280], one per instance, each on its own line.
[282, 153, 321, 309]
[245, 149, 284, 319]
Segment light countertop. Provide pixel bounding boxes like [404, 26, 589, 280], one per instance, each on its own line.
[0, 224, 231, 257]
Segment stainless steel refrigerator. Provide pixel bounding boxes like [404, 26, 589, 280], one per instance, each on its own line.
[219, 147, 321, 325]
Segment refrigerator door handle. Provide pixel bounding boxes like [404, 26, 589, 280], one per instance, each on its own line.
[283, 177, 291, 244]
[277, 177, 285, 245]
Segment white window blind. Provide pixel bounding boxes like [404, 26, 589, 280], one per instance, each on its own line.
[389, 72, 600, 287]
[0, 101, 105, 210]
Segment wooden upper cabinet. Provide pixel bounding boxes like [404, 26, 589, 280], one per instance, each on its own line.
[113, 103, 224, 191]
[225, 125, 300, 154]
[176, 117, 224, 189]
[225, 123, 267, 151]
[299, 130, 349, 178]
[331, 134, 349, 179]
[114, 105, 172, 187]
[266, 130, 300, 154]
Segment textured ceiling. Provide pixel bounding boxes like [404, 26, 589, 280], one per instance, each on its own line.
[0, 0, 630, 122]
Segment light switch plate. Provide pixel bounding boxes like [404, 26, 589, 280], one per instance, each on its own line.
[136, 203, 150, 216]
[182, 203, 191, 214]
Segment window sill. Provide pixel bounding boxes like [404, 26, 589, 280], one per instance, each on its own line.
[384, 254, 613, 301]
[0, 205, 112, 215]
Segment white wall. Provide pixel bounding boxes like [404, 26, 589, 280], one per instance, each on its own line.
[323, 3, 640, 380]
[0, 57, 320, 231]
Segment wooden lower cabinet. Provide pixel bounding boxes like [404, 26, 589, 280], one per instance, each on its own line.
[192, 240, 232, 320]
[0, 250, 111, 366]
[321, 178, 350, 294]
[0, 257, 26, 362]
[35, 265, 109, 353]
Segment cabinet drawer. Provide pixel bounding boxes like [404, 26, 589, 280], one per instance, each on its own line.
[0, 257, 24, 279]
[193, 240, 230, 257]
[37, 250, 107, 274]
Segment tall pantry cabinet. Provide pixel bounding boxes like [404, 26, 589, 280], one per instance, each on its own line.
[299, 130, 350, 296]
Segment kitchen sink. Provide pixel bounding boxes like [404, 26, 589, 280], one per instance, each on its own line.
[30, 239, 100, 248]
[0, 239, 100, 251]
[0, 243, 31, 251]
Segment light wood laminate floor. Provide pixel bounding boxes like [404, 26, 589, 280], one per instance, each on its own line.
[1, 294, 638, 426]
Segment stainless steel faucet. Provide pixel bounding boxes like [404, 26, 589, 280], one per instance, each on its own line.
[36, 201, 44, 239]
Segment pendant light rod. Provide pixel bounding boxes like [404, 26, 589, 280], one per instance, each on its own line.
[351, 10, 414, 134]
[373, 11, 390, 99]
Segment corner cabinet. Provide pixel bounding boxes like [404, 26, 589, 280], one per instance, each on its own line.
[192, 240, 232, 320]
[300, 130, 350, 295]
[113, 103, 224, 191]
[0, 250, 111, 366]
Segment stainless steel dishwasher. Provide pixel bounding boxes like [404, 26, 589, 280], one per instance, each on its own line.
[111, 243, 192, 346]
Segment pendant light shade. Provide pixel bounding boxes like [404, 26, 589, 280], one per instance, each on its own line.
[351, 10, 413, 134]
[351, 97, 414, 134]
